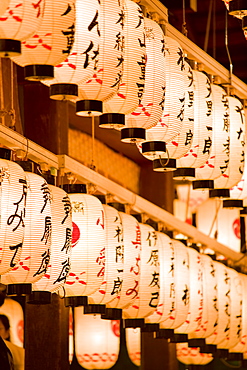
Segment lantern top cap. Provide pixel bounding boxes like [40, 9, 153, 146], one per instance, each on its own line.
[62, 184, 87, 194]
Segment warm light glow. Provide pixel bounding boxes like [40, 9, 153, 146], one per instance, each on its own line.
[177, 343, 213, 365]
[0, 298, 24, 347]
[126, 327, 141, 367]
[0, 1, 10, 16]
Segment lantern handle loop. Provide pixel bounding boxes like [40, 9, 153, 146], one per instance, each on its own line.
[158, 148, 170, 168]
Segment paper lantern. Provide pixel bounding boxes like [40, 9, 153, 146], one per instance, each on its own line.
[88, 204, 124, 310]
[193, 84, 230, 190]
[12, 0, 76, 80]
[206, 262, 242, 349]
[177, 343, 213, 366]
[76, 0, 125, 117]
[0, 0, 45, 57]
[188, 254, 218, 343]
[75, 309, 120, 369]
[29, 185, 72, 303]
[175, 70, 213, 179]
[146, 235, 189, 330]
[0, 155, 26, 275]
[0, 1, 10, 16]
[224, 162, 247, 210]
[104, 211, 142, 313]
[69, 308, 74, 364]
[62, 185, 106, 307]
[99, 0, 146, 129]
[175, 247, 203, 335]
[210, 96, 245, 198]
[126, 327, 141, 367]
[0, 298, 24, 347]
[42, 0, 100, 101]
[2, 172, 52, 295]
[197, 198, 241, 253]
[137, 37, 187, 164]
[228, 0, 247, 18]
[119, 17, 166, 143]
[122, 223, 160, 325]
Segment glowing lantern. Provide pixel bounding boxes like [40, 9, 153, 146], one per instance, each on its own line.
[177, 343, 213, 366]
[197, 198, 241, 253]
[0, 298, 24, 347]
[210, 96, 245, 198]
[74, 309, 120, 369]
[206, 262, 242, 350]
[69, 308, 74, 364]
[175, 70, 213, 180]
[12, 0, 75, 80]
[99, 0, 146, 129]
[126, 327, 141, 367]
[0, 1, 10, 16]
[193, 84, 230, 190]
[42, 0, 100, 101]
[0, 154, 26, 275]
[224, 161, 247, 210]
[29, 185, 72, 303]
[0, 0, 45, 57]
[146, 235, 189, 330]
[137, 37, 188, 167]
[122, 223, 160, 325]
[119, 17, 166, 143]
[62, 185, 106, 307]
[76, 0, 125, 117]
[2, 172, 52, 295]
[228, 0, 247, 17]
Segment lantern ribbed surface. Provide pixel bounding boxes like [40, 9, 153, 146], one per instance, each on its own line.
[2, 172, 52, 285]
[102, 0, 146, 122]
[0, 159, 26, 275]
[0, 298, 24, 347]
[206, 262, 239, 347]
[126, 327, 141, 367]
[230, 274, 247, 354]
[32, 185, 72, 293]
[106, 212, 141, 310]
[42, 0, 100, 100]
[177, 343, 213, 365]
[77, 0, 125, 113]
[64, 193, 106, 298]
[0, 1, 10, 16]
[229, 163, 247, 206]
[75, 309, 120, 369]
[89, 204, 124, 305]
[122, 223, 160, 319]
[122, 17, 166, 135]
[177, 71, 213, 169]
[12, 0, 76, 79]
[175, 247, 203, 335]
[0, 0, 45, 40]
[213, 96, 245, 190]
[195, 84, 230, 182]
[188, 254, 218, 340]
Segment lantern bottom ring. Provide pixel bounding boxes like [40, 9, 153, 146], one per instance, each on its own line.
[101, 308, 122, 320]
[50, 83, 78, 101]
[123, 318, 145, 329]
[192, 180, 214, 190]
[83, 304, 106, 315]
[64, 296, 88, 307]
[7, 283, 32, 296]
[120, 128, 146, 143]
[173, 167, 195, 180]
[76, 99, 103, 117]
[0, 39, 21, 58]
[27, 290, 51, 305]
[24, 65, 54, 81]
[153, 158, 176, 172]
[99, 113, 125, 129]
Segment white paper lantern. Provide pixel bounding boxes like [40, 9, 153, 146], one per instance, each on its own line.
[122, 223, 160, 320]
[0, 1, 10, 16]
[75, 309, 120, 369]
[175, 247, 203, 335]
[119, 17, 166, 143]
[0, 298, 24, 347]
[188, 254, 218, 341]
[177, 343, 213, 366]
[0, 0, 45, 57]
[12, 0, 76, 80]
[206, 262, 242, 348]
[212, 96, 245, 196]
[63, 189, 106, 306]
[2, 172, 52, 295]
[76, 0, 125, 117]
[42, 0, 100, 101]
[99, 0, 146, 129]
[228, 0, 247, 18]
[0, 158, 26, 275]
[193, 84, 230, 189]
[106, 212, 141, 310]
[126, 327, 141, 367]
[88, 204, 124, 306]
[31, 185, 72, 295]
[176, 71, 213, 178]
[69, 308, 74, 364]
[227, 163, 247, 209]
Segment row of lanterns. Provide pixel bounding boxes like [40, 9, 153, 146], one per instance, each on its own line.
[0, 0, 246, 195]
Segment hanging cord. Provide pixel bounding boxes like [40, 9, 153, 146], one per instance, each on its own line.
[158, 148, 170, 168]
[225, 8, 233, 87]
[0, 58, 5, 126]
[9, 60, 16, 130]
[185, 184, 191, 223]
[208, 199, 221, 238]
[212, 0, 216, 59]
[0, 59, 16, 128]
[182, 0, 188, 37]
[204, 0, 213, 53]
[220, 358, 242, 368]
[90, 115, 96, 170]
